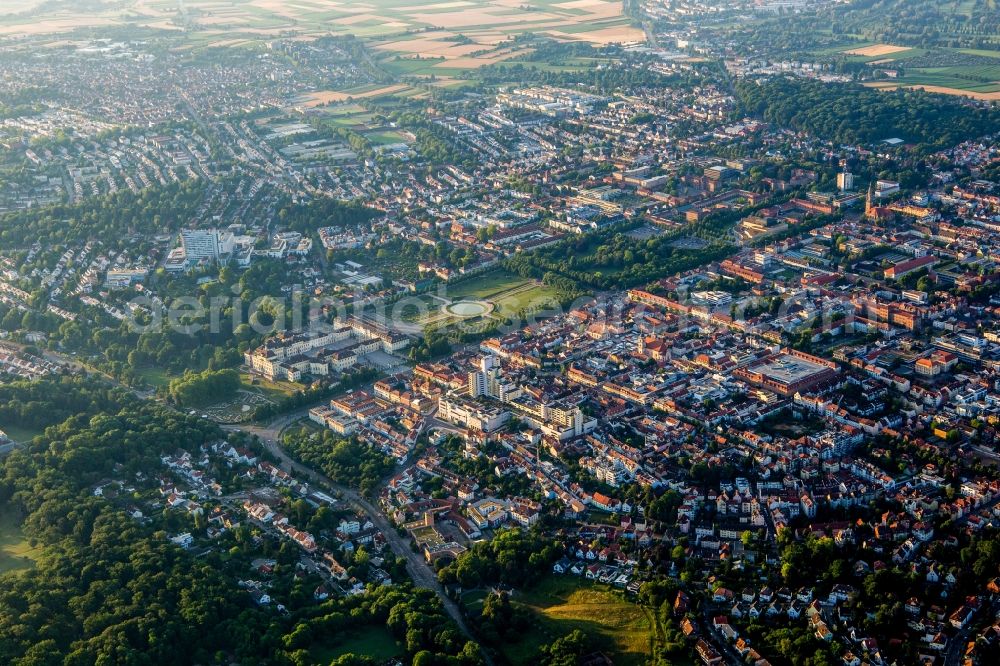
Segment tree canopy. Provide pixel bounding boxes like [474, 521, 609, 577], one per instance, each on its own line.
[736, 77, 1000, 151]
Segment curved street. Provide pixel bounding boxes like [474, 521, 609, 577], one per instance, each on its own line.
[221, 416, 486, 658]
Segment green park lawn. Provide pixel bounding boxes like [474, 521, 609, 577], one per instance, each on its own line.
[363, 130, 408, 145]
[500, 577, 656, 666]
[445, 270, 532, 301]
[494, 283, 565, 316]
[310, 625, 403, 664]
[136, 366, 174, 389]
[0, 507, 42, 575]
[239, 373, 301, 399]
[0, 422, 43, 444]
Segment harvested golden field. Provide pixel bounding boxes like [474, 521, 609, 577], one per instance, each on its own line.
[864, 81, 1000, 99]
[548, 24, 646, 45]
[436, 48, 530, 68]
[0, 17, 121, 36]
[1, 0, 638, 47]
[555, 0, 611, 7]
[408, 1, 477, 8]
[844, 44, 910, 57]
[407, 9, 561, 28]
[901, 84, 1000, 100]
[558, 0, 626, 20]
[295, 84, 412, 106]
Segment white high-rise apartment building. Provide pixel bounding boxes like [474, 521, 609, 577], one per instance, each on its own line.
[180, 229, 221, 262]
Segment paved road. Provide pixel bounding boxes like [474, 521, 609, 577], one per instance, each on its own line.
[944, 600, 999, 666]
[222, 418, 486, 656]
[38, 345, 487, 653]
[642, 20, 659, 49]
[700, 606, 750, 665]
[227, 408, 313, 442]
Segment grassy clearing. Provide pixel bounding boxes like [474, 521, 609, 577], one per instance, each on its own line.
[494, 282, 565, 315]
[381, 56, 448, 76]
[502, 577, 654, 666]
[896, 71, 1000, 92]
[288, 417, 324, 434]
[959, 48, 1000, 59]
[0, 422, 43, 443]
[310, 625, 403, 664]
[395, 293, 443, 322]
[0, 507, 42, 576]
[510, 60, 602, 72]
[446, 270, 532, 301]
[319, 103, 367, 115]
[430, 270, 570, 323]
[462, 588, 488, 613]
[136, 366, 174, 389]
[322, 112, 377, 128]
[363, 129, 408, 145]
[240, 374, 301, 399]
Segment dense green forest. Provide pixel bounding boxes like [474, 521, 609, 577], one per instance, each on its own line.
[167, 368, 241, 407]
[736, 77, 1000, 150]
[504, 223, 734, 292]
[827, 0, 1000, 50]
[715, 0, 1000, 53]
[4, 260, 318, 387]
[282, 427, 395, 495]
[437, 529, 561, 589]
[0, 179, 206, 250]
[0, 376, 132, 435]
[0, 178, 374, 253]
[0, 384, 482, 665]
[0, 400, 237, 664]
[278, 197, 379, 235]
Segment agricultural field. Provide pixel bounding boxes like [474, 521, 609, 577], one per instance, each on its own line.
[0, 1, 641, 101]
[502, 54, 618, 72]
[1, 0, 640, 46]
[297, 84, 414, 106]
[825, 42, 1000, 98]
[843, 43, 911, 58]
[481, 577, 659, 666]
